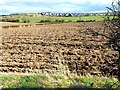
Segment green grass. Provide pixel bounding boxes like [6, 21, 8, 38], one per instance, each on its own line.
[10, 14, 23, 17]
[18, 16, 108, 22]
[80, 16, 117, 21]
[81, 16, 104, 21]
[19, 16, 118, 22]
[18, 16, 81, 22]
[23, 16, 117, 22]
[1, 74, 119, 89]
[2, 15, 117, 23]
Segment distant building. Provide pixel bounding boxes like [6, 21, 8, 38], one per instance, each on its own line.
[6, 12, 109, 17]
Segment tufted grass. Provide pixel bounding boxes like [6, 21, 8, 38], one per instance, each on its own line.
[1, 72, 120, 89]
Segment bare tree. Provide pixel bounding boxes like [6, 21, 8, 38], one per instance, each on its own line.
[105, 0, 120, 80]
[83, 0, 120, 80]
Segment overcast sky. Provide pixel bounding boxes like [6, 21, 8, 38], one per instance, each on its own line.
[0, 0, 113, 15]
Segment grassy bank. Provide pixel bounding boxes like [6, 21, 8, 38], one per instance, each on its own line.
[1, 73, 119, 89]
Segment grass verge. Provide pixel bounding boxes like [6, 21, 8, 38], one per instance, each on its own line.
[1, 73, 120, 89]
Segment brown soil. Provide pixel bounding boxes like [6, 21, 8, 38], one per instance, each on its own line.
[1, 22, 39, 26]
[1, 21, 118, 76]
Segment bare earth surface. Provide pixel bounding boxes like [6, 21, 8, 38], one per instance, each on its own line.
[0, 22, 119, 77]
[1, 22, 40, 26]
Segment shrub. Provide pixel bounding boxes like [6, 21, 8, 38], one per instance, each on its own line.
[6, 18, 19, 22]
[56, 20, 65, 22]
[61, 20, 65, 22]
[55, 20, 59, 22]
[2, 26, 9, 28]
[77, 20, 84, 22]
[77, 20, 80, 22]
[23, 20, 30, 23]
[40, 20, 45, 22]
[85, 20, 93, 22]
[2, 19, 6, 21]
[10, 25, 19, 28]
[68, 20, 72, 22]
[45, 20, 50, 22]
[25, 25, 29, 27]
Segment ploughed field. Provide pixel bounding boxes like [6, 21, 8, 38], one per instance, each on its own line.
[1, 22, 119, 76]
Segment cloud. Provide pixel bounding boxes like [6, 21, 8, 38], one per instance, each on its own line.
[89, 10, 108, 13]
[0, 3, 83, 14]
[51, 4, 85, 13]
[0, 5, 53, 14]
[0, 0, 114, 14]
[0, 0, 113, 5]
